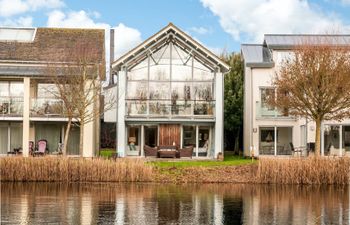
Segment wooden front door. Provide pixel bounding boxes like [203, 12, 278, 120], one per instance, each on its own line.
[159, 124, 180, 146]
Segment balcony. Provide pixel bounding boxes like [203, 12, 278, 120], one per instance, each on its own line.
[256, 102, 290, 118]
[126, 100, 215, 117]
[31, 98, 64, 117]
[0, 97, 23, 116]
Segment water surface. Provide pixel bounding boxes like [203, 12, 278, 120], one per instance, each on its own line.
[1, 182, 349, 224]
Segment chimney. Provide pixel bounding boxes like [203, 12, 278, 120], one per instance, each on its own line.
[109, 29, 115, 84]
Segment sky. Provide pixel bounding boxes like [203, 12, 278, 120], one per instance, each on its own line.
[1, 0, 350, 57]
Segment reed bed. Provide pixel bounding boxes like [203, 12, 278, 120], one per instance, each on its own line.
[257, 157, 350, 184]
[0, 157, 154, 182]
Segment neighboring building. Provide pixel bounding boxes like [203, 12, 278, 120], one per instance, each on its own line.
[105, 23, 229, 158]
[242, 34, 350, 157]
[0, 27, 105, 157]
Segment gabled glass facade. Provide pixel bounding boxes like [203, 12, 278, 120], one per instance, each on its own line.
[126, 42, 215, 117]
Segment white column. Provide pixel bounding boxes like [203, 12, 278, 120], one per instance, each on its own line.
[214, 72, 224, 158]
[141, 125, 144, 156]
[117, 69, 126, 157]
[196, 125, 199, 157]
[22, 77, 30, 157]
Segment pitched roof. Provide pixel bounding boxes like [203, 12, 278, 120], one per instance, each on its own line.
[112, 23, 230, 73]
[241, 44, 274, 68]
[0, 27, 105, 64]
[264, 34, 350, 49]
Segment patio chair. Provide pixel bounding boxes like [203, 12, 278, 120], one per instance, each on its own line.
[179, 146, 193, 158]
[33, 139, 47, 156]
[144, 145, 158, 157]
[290, 142, 303, 157]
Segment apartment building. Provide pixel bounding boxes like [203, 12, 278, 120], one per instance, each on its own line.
[0, 27, 105, 157]
[242, 34, 350, 157]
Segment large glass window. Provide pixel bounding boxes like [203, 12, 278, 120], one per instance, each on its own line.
[125, 42, 215, 117]
[144, 126, 158, 148]
[0, 123, 8, 154]
[259, 127, 275, 155]
[342, 126, 350, 153]
[127, 125, 140, 155]
[198, 127, 210, 157]
[183, 125, 196, 148]
[35, 123, 62, 154]
[259, 127, 293, 155]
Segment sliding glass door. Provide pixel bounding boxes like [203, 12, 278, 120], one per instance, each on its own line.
[0, 123, 8, 154]
[259, 126, 293, 155]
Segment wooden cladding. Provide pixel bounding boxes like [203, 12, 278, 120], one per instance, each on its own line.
[159, 124, 180, 146]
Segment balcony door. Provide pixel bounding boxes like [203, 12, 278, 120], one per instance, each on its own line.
[159, 124, 180, 147]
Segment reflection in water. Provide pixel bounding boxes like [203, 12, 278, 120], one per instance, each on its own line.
[1, 183, 349, 225]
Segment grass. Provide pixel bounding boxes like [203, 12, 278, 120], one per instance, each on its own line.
[99, 148, 116, 158]
[149, 152, 255, 168]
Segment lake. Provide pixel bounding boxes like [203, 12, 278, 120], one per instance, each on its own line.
[1, 182, 349, 225]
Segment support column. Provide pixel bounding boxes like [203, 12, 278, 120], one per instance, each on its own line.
[22, 77, 30, 157]
[117, 69, 126, 157]
[214, 72, 224, 158]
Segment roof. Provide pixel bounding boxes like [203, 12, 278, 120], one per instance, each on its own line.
[264, 34, 350, 50]
[241, 44, 274, 68]
[112, 23, 230, 73]
[0, 27, 105, 63]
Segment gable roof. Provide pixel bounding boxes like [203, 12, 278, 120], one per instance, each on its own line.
[264, 34, 350, 50]
[111, 23, 230, 73]
[0, 27, 105, 64]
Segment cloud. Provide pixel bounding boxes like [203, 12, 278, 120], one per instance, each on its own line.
[0, 0, 64, 17]
[341, 0, 350, 4]
[0, 16, 33, 26]
[190, 26, 211, 35]
[113, 23, 142, 58]
[47, 10, 109, 28]
[200, 0, 350, 43]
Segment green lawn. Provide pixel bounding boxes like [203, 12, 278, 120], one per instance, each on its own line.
[149, 152, 255, 168]
[99, 149, 116, 158]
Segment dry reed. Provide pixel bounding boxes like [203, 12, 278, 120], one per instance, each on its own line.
[257, 157, 350, 184]
[0, 157, 154, 182]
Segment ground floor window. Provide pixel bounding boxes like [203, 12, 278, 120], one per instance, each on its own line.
[144, 126, 158, 148]
[198, 127, 210, 157]
[323, 125, 350, 156]
[259, 126, 293, 155]
[127, 125, 140, 156]
[0, 122, 22, 154]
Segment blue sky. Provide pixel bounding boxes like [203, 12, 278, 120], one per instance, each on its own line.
[0, 0, 350, 55]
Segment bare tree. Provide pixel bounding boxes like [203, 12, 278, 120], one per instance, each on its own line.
[270, 39, 350, 156]
[46, 40, 113, 156]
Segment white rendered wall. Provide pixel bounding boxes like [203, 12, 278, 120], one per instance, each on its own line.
[117, 70, 126, 157]
[214, 72, 224, 157]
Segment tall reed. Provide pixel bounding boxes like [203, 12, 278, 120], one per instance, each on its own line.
[0, 157, 154, 182]
[257, 157, 350, 184]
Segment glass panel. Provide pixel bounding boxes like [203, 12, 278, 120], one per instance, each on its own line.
[300, 125, 306, 147]
[342, 126, 350, 152]
[144, 126, 158, 148]
[126, 100, 147, 115]
[324, 125, 340, 155]
[260, 88, 275, 110]
[193, 83, 213, 101]
[172, 101, 191, 116]
[0, 82, 9, 96]
[198, 127, 210, 157]
[183, 126, 196, 149]
[276, 127, 292, 155]
[259, 127, 275, 155]
[67, 125, 80, 155]
[128, 57, 148, 80]
[149, 101, 170, 116]
[149, 82, 170, 100]
[172, 44, 190, 64]
[127, 126, 140, 153]
[193, 59, 214, 81]
[10, 123, 22, 151]
[150, 64, 170, 80]
[126, 82, 147, 100]
[172, 65, 192, 81]
[35, 123, 61, 154]
[37, 84, 58, 98]
[194, 101, 214, 115]
[0, 123, 8, 154]
[9, 82, 23, 97]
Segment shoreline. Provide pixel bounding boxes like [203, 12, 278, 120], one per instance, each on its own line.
[1, 157, 349, 185]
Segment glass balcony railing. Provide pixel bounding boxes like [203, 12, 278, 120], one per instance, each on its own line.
[0, 97, 23, 116]
[256, 102, 289, 118]
[31, 98, 64, 117]
[126, 100, 215, 117]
